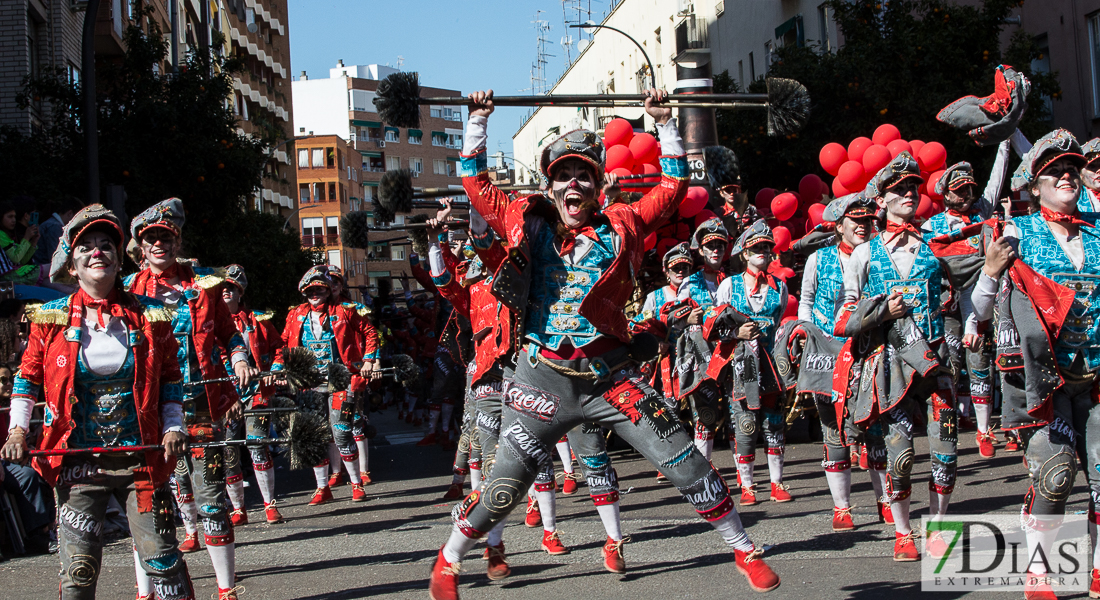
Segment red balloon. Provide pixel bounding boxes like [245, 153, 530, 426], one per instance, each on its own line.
[808, 203, 826, 226]
[916, 194, 934, 220]
[644, 232, 657, 251]
[848, 137, 873, 163]
[872, 124, 902, 146]
[679, 186, 709, 218]
[918, 141, 947, 172]
[694, 209, 717, 229]
[831, 177, 851, 198]
[784, 294, 798, 319]
[909, 140, 926, 158]
[628, 133, 659, 166]
[819, 143, 849, 177]
[655, 237, 678, 257]
[886, 139, 912, 158]
[772, 226, 792, 253]
[771, 193, 799, 221]
[624, 163, 661, 192]
[755, 188, 776, 213]
[604, 118, 634, 148]
[606, 146, 635, 173]
[799, 174, 824, 205]
[862, 144, 892, 176]
[640, 162, 661, 181]
[610, 167, 633, 180]
[837, 160, 866, 190]
[927, 169, 946, 200]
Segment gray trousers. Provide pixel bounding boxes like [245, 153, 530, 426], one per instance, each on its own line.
[452, 349, 733, 538]
[58, 454, 193, 600]
[879, 373, 959, 501]
[171, 417, 232, 546]
[817, 399, 887, 470]
[224, 408, 273, 483]
[729, 399, 785, 461]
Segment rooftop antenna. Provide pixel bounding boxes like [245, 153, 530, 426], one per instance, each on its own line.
[396, 55, 405, 69]
[530, 11, 553, 95]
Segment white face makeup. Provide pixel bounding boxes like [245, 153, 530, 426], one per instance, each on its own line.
[665, 262, 690, 288]
[879, 178, 921, 221]
[1034, 157, 1082, 214]
[69, 231, 120, 288]
[140, 228, 180, 272]
[700, 239, 727, 270]
[550, 159, 599, 229]
[943, 184, 976, 213]
[1082, 164, 1100, 191]
[744, 246, 773, 271]
[840, 216, 873, 248]
[221, 285, 242, 311]
[304, 285, 331, 308]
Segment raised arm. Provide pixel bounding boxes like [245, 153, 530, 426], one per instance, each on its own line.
[627, 91, 689, 238]
[460, 91, 516, 240]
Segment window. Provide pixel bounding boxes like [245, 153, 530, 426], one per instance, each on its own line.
[434, 159, 448, 175]
[302, 217, 324, 246]
[312, 148, 323, 167]
[364, 186, 374, 202]
[387, 156, 401, 171]
[385, 127, 400, 142]
[315, 182, 326, 201]
[818, 3, 833, 52]
[327, 249, 341, 268]
[764, 41, 774, 71]
[298, 149, 309, 168]
[1033, 33, 1053, 122]
[748, 51, 756, 82]
[350, 89, 377, 112]
[326, 216, 339, 239]
[410, 157, 423, 175]
[393, 215, 405, 225]
[443, 107, 462, 121]
[737, 61, 744, 89]
[432, 132, 447, 147]
[446, 132, 463, 149]
[408, 130, 422, 144]
[326, 147, 335, 168]
[338, 150, 345, 169]
[328, 182, 337, 202]
[430, 105, 443, 118]
[391, 246, 406, 261]
[299, 183, 310, 203]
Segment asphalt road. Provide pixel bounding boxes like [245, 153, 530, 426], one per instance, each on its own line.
[0, 408, 1081, 600]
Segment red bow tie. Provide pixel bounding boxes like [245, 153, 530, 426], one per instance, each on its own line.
[747, 269, 776, 295]
[946, 209, 972, 225]
[1041, 206, 1093, 228]
[76, 289, 121, 328]
[885, 219, 922, 242]
[838, 241, 855, 255]
[558, 226, 598, 257]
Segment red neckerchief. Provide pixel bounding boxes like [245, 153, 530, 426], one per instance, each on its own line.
[838, 241, 855, 255]
[746, 268, 777, 294]
[702, 266, 726, 286]
[230, 309, 250, 335]
[148, 263, 183, 297]
[946, 209, 972, 225]
[884, 219, 922, 243]
[74, 288, 123, 329]
[558, 226, 599, 257]
[1041, 206, 1094, 228]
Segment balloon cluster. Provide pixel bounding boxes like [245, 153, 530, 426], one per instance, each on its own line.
[751, 170, 830, 246]
[818, 124, 950, 220]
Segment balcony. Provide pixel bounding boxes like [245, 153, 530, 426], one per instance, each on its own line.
[301, 234, 340, 247]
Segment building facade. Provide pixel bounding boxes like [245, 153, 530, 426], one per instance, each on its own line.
[292, 61, 467, 297]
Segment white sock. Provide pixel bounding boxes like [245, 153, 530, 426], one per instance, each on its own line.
[226, 480, 245, 511]
[441, 403, 455, 433]
[342, 459, 362, 485]
[451, 469, 466, 485]
[825, 469, 852, 508]
[254, 468, 275, 505]
[737, 460, 755, 489]
[974, 403, 992, 434]
[206, 543, 235, 589]
[711, 510, 753, 551]
[428, 409, 441, 433]
[328, 443, 341, 472]
[313, 465, 329, 489]
[487, 520, 506, 546]
[767, 451, 785, 484]
[442, 526, 479, 563]
[406, 393, 417, 414]
[596, 502, 622, 541]
[470, 468, 482, 492]
[134, 547, 151, 596]
[535, 489, 556, 532]
[957, 395, 972, 418]
[891, 496, 912, 535]
[556, 440, 574, 474]
[869, 469, 886, 503]
[356, 439, 370, 474]
[1025, 515, 1064, 575]
[180, 500, 198, 535]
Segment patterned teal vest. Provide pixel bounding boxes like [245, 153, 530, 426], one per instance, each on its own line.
[725, 273, 784, 353]
[863, 235, 944, 342]
[300, 312, 339, 369]
[1013, 212, 1100, 370]
[70, 337, 140, 449]
[680, 270, 721, 310]
[526, 222, 616, 350]
[810, 245, 845, 338]
[922, 210, 981, 243]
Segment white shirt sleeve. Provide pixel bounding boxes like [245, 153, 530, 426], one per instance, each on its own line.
[427, 241, 446, 278]
[977, 139, 1012, 219]
[1011, 129, 1032, 158]
[655, 118, 685, 156]
[462, 115, 488, 156]
[798, 252, 818, 322]
[7, 397, 33, 432]
[161, 402, 184, 435]
[841, 243, 872, 306]
[715, 277, 733, 306]
[470, 208, 488, 236]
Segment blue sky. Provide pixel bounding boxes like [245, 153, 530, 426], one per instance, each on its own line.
[287, 0, 605, 155]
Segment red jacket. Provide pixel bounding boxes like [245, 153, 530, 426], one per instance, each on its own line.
[464, 162, 687, 343]
[230, 309, 285, 405]
[17, 292, 182, 498]
[276, 301, 366, 392]
[127, 265, 244, 420]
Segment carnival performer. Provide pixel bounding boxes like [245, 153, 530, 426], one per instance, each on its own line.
[1078, 138, 1100, 212]
[792, 193, 891, 529]
[428, 88, 780, 599]
[0, 205, 197, 600]
[971, 129, 1100, 599]
[834, 152, 958, 562]
[708, 220, 790, 505]
[272, 266, 370, 505]
[674, 217, 731, 460]
[921, 140, 1010, 458]
[125, 199, 254, 600]
[220, 264, 286, 525]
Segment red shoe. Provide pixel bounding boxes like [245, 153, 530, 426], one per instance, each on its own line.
[977, 432, 996, 458]
[832, 506, 855, 531]
[229, 508, 248, 527]
[429, 548, 461, 600]
[416, 432, 438, 447]
[361, 472, 372, 485]
[328, 472, 345, 487]
[879, 501, 895, 525]
[925, 531, 949, 559]
[178, 532, 201, 553]
[351, 483, 367, 502]
[309, 486, 333, 506]
[524, 497, 541, 528]
[1089, 567, 1099, 598]
[541, 530, 570, 555]
[137, 594, 153, 600]
[217, 587, 242, 600]
[740, 484, 758, 506]
[561, 473, 578, 495]
[486, 543, 511, 580]
[858, 446, 869, 470]
[603, 536, 627, 574]
[442, 483, 464, 501]
[733, 546, 780, 592]
[655, 473, 668, 483]
[264, 502, 283, 524]
[1005, 437, 1021, 452]
[1025, 571, 1058, 600]
[770, 483, 792, 503]
[894, 530, 919, 561]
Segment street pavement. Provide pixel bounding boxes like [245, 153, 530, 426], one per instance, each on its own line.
[1, 407, 1083, 599]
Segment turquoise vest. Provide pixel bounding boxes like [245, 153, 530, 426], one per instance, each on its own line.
[300, 312, 339, 369]
[724, 273, 784, 353]
[922, 210, 981, 243]
[526, 222, 616, 350]
[863, 235, 944, 342]
[70, 338, 140, 449]
[1013, 212, 1100, 370]
[810, 245, 845, 338]
[680, 270, 721, 310]
[1078, 188, 1099, 214]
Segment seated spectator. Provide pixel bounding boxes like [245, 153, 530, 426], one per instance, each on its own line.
[0, 203, 71, 293]
[32, 196, 82, 265]
[0, 364, 55, 554]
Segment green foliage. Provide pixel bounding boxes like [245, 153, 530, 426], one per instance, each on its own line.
[0, 7, 312, 316]
[714, 0, 1060, 196]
